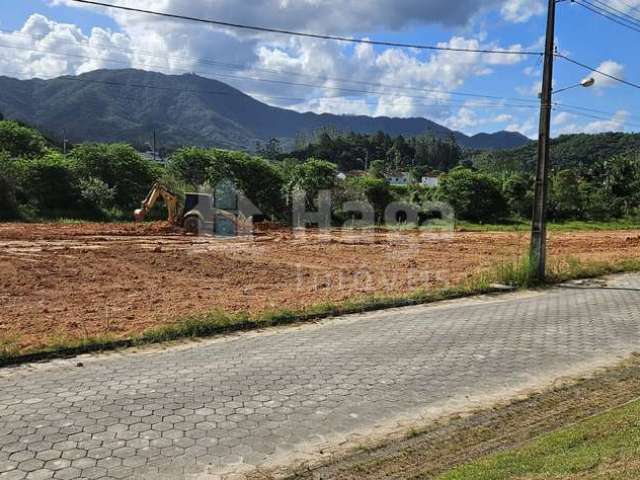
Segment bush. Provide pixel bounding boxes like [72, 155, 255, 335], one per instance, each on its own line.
[283, 158, 337, 209]
[227, 153, 286, 219]
[168, 147, 287, 220]
[79, 177, 117, 218]
[503, 173, 533, 218]
[437, 167, 508, 222]
[71, 143, 160, 211]
[335, 176, 392, 224]
[166, 147, 218, 187]
[0, 153, 19, 219]
[0, 120, 47, 159]
[14, 152, 82, 216]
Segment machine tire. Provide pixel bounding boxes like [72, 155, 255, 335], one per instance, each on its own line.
[183, 216, 202, 235]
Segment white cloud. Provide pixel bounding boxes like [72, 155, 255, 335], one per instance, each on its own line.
[49, 0, 530, 31]
[608, 0, 640, 13]
[516, 79, 542, 97]
[552, 111, 573, 127]
[588, 60, 625, 89]
[444, 107, 479, 130]
[494, 113, 514, 123]
[0, 14, 133, 79]
[507, 115, 538, 138]
[501, 0, 545, 23]
[583, 110, 629, 134]
[551, 109, 630, 135]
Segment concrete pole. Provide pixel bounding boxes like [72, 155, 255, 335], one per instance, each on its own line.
[530, 0, 557, 282]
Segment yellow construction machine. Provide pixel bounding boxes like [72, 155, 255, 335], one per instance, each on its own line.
[134, 182, 252, 235]
[134, 182, 180, 225]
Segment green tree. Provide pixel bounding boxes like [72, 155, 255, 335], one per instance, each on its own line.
[71, 143, 160, 211]
[368, 159, 386, 179]
[293, 158, 337, 199]
[603, 153, 640, 217]
[503, 173, 533, 218]
[14, 152, 81, 216]
[359, 176, 393, 223]
[79, 177, 117, 216]
[0, 120, 47, 158]
[166, 147, 215, 186]
[548, 170, 583, 221]
[258, 138, 282, 160]
[0, 152, 19, 219]
[226, 152, 286, 219]
[437, 167, 508, 222]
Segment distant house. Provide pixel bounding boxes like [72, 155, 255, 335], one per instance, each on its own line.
[387, 173, 411, 186]
[141, 149, 165, 164]
[421, 176, 440, 188]
[336, 172, 347, 181]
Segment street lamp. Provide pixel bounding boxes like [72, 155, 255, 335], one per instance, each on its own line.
[552, 77, 596, 95]
[530, 75, 595, 283]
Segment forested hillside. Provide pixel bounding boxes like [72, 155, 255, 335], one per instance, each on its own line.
[472, 132, 640, 173]
[0, 69, 529, 151]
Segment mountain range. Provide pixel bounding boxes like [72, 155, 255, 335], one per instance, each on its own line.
[0, 69, 531, 151]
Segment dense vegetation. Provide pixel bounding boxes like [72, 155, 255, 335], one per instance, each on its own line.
[1, 119, 639, 225]
[269, 130, 463, 174]
[0, 120, 160, 220]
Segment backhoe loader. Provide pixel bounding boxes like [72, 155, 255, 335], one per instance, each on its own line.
[134, 182, 179, 224]
[134, 182, 250, 235]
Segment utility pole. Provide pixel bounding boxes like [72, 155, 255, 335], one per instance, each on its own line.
[530, 0, 556, 283]
[63, 129, 68, 155]
[153, 128, 157, 162]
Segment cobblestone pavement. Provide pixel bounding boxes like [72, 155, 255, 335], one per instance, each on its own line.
[2, 275, 640, 479]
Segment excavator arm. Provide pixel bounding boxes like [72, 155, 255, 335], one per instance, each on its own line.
[134, 182, 180, 224]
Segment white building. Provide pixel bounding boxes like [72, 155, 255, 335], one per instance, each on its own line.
[421, 176, 440, 188]
[141, 150, 165, 164]
[387, 173, 411, 186]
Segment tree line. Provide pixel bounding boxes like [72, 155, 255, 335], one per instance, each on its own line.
[1, 119, 639, 225]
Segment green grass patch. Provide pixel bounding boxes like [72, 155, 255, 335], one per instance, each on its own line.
[436, 399, 640, 480]
[382, 219, 640, 233]
[455, 219, 640, 232]
[0, 332, 22, 362]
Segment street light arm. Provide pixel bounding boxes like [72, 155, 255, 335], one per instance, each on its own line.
[551, 78, 596, 96]
[553, 83, 581, 95]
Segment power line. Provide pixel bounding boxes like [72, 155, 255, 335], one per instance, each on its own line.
[0, 64, 546, 115]
[5, 44, 637, 125]
[0, 43, 540, 108]
[613, 0, 640, 15]
[0, 29, 540, 104]
[573, 0, 640, 33]
[554, 105, 640, 129]
[67, 0, 543, 57]
[556, 53, 640, 90]
[589, 0, 640, 26]
[555, 101, 640, 122]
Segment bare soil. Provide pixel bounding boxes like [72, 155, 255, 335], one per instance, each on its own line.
[1, 222, 640, 351]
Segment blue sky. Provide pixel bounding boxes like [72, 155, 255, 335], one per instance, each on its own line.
[1, 0, 639, 137]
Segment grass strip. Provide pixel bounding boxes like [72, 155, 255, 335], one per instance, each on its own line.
[436, 397, 640, 480]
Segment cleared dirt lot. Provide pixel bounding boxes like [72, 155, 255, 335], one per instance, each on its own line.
[1, 222, 640, 351]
